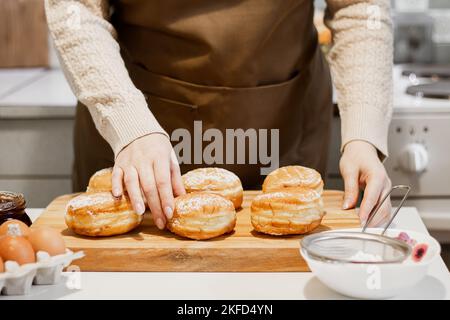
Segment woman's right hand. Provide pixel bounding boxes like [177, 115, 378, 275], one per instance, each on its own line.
[112, 134, 185, 230]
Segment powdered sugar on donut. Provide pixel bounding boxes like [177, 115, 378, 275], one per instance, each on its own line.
[256, 190, 320, 202]
[91, 167, 112, 178]
[263, 166, 323, 193]
[183, 168, 239, 187]
[278, 166, 320, 186]
[66, 192, 113, 210]
[176, 194, 232, 213]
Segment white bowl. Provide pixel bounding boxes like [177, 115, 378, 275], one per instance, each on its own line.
[300, 228, 441, 299]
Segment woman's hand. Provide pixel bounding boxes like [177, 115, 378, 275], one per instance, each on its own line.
[112, 134, 185, 230]
[339, 140, 392, 226]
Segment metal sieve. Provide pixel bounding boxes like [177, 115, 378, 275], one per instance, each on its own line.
[301, 185, 412, 264]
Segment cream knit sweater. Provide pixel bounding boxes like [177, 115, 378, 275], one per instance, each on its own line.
[45, 0, 393, 158]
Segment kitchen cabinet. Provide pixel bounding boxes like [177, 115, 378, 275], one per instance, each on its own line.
[0, 69, 76, 208]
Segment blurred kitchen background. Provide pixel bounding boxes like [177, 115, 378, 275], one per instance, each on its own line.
[1, 0, 450, 262]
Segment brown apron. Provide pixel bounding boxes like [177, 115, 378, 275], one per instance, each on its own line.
[73, 0, 333, 191]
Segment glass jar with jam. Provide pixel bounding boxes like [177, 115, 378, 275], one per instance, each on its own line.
[0, 191, 32, 226]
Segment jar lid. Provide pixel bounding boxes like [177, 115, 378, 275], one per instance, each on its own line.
[0, 191, 26, 212]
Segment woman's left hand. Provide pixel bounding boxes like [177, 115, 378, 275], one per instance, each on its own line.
[339, 140, 392, 226]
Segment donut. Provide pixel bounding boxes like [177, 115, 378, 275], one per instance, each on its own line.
[182, 167, 243, 208]
[65, 192, 143, 237]
[167, 193, 236, 240]
[250, 189, 324, 235]
[86, 167, 113, 193]
[262, 165, 323, 194]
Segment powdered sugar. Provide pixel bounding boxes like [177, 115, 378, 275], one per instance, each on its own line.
[266, 166, 322, 188]
[66, 193, 113, 210]
[182, 168, 240, 187]
[349, 251, 383, 262]
[176, 194, 232, 213]
[256, 189, 320, 202]
[91, 167, 112, 178]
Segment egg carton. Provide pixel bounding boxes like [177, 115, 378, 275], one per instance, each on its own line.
[0, 249, 84, 296]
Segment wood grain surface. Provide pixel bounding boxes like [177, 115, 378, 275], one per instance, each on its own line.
[32, 190, 361, 272]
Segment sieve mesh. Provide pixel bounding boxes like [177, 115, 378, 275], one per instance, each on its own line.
[302, 232, 411, 264]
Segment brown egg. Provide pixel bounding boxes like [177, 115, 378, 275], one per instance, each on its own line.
[0, 256, 4, 273]
[0, 235, 35, 265]
[0, 220, 30, 237]
[28, 227, 66, 256]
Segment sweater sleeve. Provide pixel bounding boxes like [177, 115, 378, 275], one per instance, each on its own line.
[325, 0, 393, 158]
[45, 0, 168, 157]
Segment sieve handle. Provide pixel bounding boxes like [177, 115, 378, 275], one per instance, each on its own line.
[362, 185, 411, 235]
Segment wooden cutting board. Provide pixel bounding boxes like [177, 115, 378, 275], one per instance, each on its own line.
[32, 190, 360, 272]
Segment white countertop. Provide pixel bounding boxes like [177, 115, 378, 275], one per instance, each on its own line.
[0, 68, 45, 99]
[0, 68, 76, 119]
[2, 207, 449, 300]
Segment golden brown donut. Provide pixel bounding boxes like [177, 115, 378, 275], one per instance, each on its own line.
[251, 189, 324, 235]
[182, 167, 243, 209]
[167, 193, 236, 240]
[262, 165, 323, 194]
[86, 167, 113, 193]
[65, 192, 143, 237]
